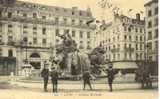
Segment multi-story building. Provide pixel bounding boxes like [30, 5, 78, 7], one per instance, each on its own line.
[144, 0, 158, 74]
[98, 13, 145, 73]
[0, 0, 96, 75]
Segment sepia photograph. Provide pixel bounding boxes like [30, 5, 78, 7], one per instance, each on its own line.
[0, 0, 158, 99]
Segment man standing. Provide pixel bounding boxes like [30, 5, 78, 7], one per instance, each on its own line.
[41, 61, 49, 92]
[50, 67, 59, 93]
[107, 65, 115, 92]
[83, 71, 92, 90]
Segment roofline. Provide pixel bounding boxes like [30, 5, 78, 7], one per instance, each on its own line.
[144, 0, 158, 7]
[16, 1, 88, 12]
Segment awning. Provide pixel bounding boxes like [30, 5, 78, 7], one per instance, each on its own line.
[112, 62, 138, 69]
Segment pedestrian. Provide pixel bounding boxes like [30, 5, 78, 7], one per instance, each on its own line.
[82, 70, 92, 90]
[107, 65, 115, 92]
[41, 61, 49, 92]
[50, 67, 59, 93]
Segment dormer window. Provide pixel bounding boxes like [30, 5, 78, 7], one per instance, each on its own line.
[33, 13, 37, 18]
[8, 12, 12, 18]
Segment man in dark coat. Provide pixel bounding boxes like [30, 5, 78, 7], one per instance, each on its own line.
[83, 71, 92, 90]
[41, 61, 49, 92]
[107, 65, 115, 92]
[50, 67, 59, 92]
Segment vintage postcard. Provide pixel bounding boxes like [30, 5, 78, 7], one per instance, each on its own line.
[0, 0, 158, 99]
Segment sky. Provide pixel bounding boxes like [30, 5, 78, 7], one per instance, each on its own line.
[19, 0, 151, 21]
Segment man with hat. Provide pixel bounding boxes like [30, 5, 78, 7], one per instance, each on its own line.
[107, 64, 115, 92]
[41, 61, 49, 92]
[82, 70, 92, 90]
[50, 66, 59, 92]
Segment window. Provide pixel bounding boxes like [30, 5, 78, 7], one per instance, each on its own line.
[149, 56, 152, 61]
[109, 46, 110, 50]
[124, 26, 127, 31]
[136, 53, 139, 60]
[33, 13, 37, 18]
[140, 36, 143, 41]
[155, 41, 158, 50]
[72, 11, 75, 15]
[140, 28, 142, 33]
[87, 32, 90, 38]
[154, 18, 158, 26]
[8, 49, 13, 57]
[23, 13, 27, 17]
[80, 31, 83, 38]
[72, 19, 75, 25]
[8, 36, 13, 42]
[148, 21, 152, 28]
[23, 25, 28, 29]
[55, 17, 59, 24]
[42, 27, 46, 35]
[55, 29, 59, 36]
[124, 53, 127, 59]
[155, 7, 158, 15]
[136, 44, 138, 50]
[0, 35, 2, 43]
[42, 16, 46, 19]
[33, 38, 37, 44]
[8, 12, 12, 18]
[135, 28, 138, 32]
[129, 44, 131, 48]
[80, 41, 83, 44]
[148, 10, 152, 17]
[124, 43, 127, 49]
[129, 36, 132, 41]
[63, 18, 67, 24]
[140, 53, 142, 60]
[148, 31, 152, 40]
[0, 23, 2, 32]
[42, 39, 47, 45]
[136, 36, 138, 41]
[124, 35, 127, 40]
[155, 29, 158, 38]
[72, 30, 75, 37]
[128, 27, 131, 32]
[0, 11, 2, 17]
[0, 48, 2, 56]
[79, 20, 83, 25]
[23, 31, 27, 34]
[117, 36, 119, 40]
[79, 11, 82, 16]
[140, 44, 142, 50]
[8, 24, 12, 28]
[33, 26, 37, 33]
[147, 42, 152, 50]
[23, 37, 28, 43]
[113, 37, 115, 42]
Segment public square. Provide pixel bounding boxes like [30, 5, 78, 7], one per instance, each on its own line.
[0, 77, 158, 99]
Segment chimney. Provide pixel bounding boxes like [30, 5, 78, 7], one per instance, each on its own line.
[136, 13, 140, 21]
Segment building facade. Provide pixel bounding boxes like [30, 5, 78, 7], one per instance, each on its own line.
[98, 14, 145, 73]
[0, 0, 96, 75]
[144, 0, 158, 74]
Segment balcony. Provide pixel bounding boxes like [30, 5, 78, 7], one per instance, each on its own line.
[111, 48, 120, 53]
[0, 16, 96, 30]
[15, 41, 51, 49]
[0, 42, 4, 45]
[124, 47, 134, 52]
[7, 41, 15, 46]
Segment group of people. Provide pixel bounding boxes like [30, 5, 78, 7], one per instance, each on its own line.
[41, 66, 59, 92]
[41, 64, 115, 93]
